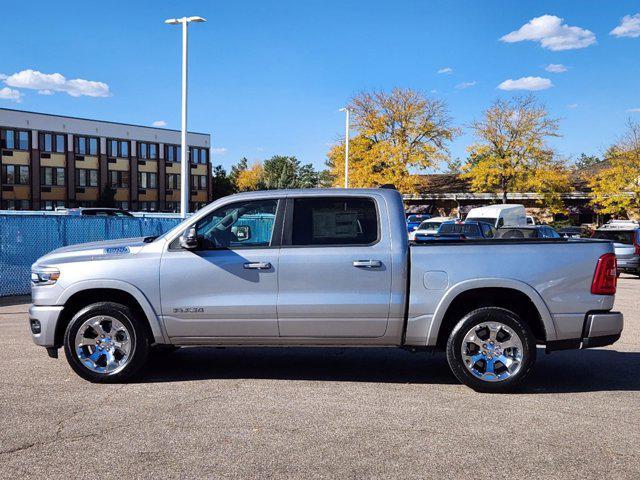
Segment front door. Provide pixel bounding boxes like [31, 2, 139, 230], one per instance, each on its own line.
[160, 198, 282, 338]
[277, 196, 392, 337]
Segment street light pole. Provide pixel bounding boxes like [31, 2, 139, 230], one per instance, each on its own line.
[165, 16, 206, 218]
[339, 107, 350, 188]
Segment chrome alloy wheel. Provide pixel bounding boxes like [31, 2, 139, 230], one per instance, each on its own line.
[460, 321, 524, 382]
[74, 316, 134, 374]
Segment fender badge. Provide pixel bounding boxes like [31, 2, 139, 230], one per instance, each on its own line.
[104, 246, 130, 255]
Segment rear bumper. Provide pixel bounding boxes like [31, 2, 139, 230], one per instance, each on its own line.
[617, 257, 640, 272]
[546, 311, 623, 352]
[28, 305, 64, 347]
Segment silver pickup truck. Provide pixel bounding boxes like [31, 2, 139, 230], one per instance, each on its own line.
[29, 188, 623, 392]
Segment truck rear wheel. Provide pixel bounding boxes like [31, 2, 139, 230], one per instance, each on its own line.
[63, 302, 150, 383]
[446, 307, 536, 393]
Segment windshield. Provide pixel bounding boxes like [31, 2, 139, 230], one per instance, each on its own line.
[496, 228, 537, 239]
[466, 217, 497, 227]
[592, 230, 636, 245]
[418, 221, 442, 230]
[407, 215, 427, 223]
[439, 223, 480, 236]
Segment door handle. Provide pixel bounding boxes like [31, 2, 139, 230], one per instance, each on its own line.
[353, 259, 382, 268]
[243, 262, 272, 270]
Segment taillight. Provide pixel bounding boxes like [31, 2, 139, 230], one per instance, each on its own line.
[591, 253, 617, 295]
[634, 241, 640, 255]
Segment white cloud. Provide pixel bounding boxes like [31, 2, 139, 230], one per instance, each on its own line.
[151, 120, 167, 127]
[3, 69, 110, 97]
[610, 14, 640, 38]
[501, 15, 596, 51]
[567, 103, 578, 109]
[545, 63, 568, 73]
[211, 147, 228, 155]
[627, 108, 640, 113]
[38, 89, 54, 95]
[0, 87, 23, 102]
[0, 73, 7, 80]
[498, 76, 553, 91]
[437, 67, 453, 74]
[429, 89, 438, 94]
[456, 81, 476, 89]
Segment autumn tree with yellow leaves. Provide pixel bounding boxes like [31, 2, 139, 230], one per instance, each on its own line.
[589, 119, 640, 218]
[326, 88, 458, 193]
[461, 95, 569, 213]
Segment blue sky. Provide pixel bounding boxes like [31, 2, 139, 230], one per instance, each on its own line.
[1, 0, 639, 172]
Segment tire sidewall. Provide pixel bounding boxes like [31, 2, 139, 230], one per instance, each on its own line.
[63, 302, 149, 383]
[446, 307, 537, 393]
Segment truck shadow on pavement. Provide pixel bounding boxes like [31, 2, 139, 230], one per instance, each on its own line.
[138, 346, 640, 393]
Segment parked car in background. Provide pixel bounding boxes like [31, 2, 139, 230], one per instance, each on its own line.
[466, 204, 527, 228]
[406, 214, 431, 233]
[64, 208, 133, 217]
[592, 220, 640, 276]
[495, 226, 560, 239]
[414, 220, 495, 241]
[408, 216, 453, 240]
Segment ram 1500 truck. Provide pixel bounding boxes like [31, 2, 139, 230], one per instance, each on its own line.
[29, 188, 623, 392]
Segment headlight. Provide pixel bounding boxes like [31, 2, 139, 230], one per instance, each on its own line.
[31, 267, 60, 286]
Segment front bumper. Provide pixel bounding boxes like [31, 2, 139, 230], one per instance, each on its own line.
[547, 311, 623, 352]
[29, 305, 64, 347]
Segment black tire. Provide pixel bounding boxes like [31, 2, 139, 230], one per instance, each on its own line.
[63, 301, 150, 383]
[446, 307, 537, 393]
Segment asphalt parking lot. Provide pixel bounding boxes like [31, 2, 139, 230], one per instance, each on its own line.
[1, 277, 639, 479]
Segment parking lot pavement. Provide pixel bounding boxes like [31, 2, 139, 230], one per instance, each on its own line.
[1, 278, 639, 479]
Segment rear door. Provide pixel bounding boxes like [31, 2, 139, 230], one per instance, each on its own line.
[277, 195, 392, 337]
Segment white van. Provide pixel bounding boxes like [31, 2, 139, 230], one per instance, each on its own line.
[465, 204, 527, 228]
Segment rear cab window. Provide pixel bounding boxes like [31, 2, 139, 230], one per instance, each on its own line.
[592, 230, 636, 244]
[288, 197, 379, 246]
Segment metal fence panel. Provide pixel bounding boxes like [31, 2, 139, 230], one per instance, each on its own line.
[0, 215, 182, 297]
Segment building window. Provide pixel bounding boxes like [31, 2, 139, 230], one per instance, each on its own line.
[109, 170, 129, 188]
[1, 129, 30, 150]
[165, 201, 178, 213]
[138, 142, 158, 160]
[39, 132, 66, 153]
[138, 172, 157, 189]
[190, 147, 208, 165]
[76, 169, 98, 187]
[41, 167, 65, 186]
[43, 200, 65, 211]
[108, 139, 130, 158]
[115, 201, 129, 210]
[75, 136, 99, 156]
[191, 175, 207, 190]
[2, 199, 30, 210]
[166, 173, 180, 190]
[2, 165, 30, 184]
[138, 201, 158, 211]
[165, 144, 181, 162]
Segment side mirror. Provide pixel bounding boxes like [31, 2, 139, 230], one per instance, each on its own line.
[179, 227, 199, 250]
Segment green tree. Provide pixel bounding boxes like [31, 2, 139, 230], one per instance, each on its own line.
[574, 153, 601, 170]
[211, 165, 235, 200]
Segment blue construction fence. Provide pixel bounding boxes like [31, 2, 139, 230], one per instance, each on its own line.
[0, 214, 183, 297]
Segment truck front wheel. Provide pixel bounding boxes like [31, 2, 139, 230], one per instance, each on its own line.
[63, 302, 150, 383]
[446, 307, 536, 393]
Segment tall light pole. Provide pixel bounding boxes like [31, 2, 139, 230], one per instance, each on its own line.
[339, 107, 351, 188]
[164, 16, 206, 218]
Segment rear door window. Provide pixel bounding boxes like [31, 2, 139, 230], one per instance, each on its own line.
[290, 197, 378, 246]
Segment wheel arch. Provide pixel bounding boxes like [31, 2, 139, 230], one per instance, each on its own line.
[429, 279, 557, 348]
[54, 280, 167, 348]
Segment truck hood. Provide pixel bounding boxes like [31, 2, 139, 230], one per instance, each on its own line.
[34, 237, 149, 267]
